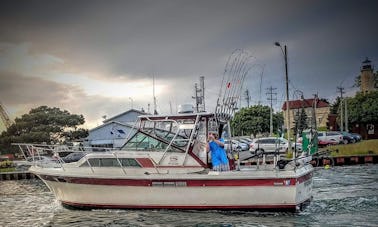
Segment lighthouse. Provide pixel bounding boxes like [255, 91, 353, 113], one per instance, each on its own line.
[360, 58, 375, 94]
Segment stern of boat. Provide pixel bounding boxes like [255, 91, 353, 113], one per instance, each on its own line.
[294, 164, 314, 211]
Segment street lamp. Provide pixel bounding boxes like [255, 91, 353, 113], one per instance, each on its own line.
[275, 42, 292, 154]
[129, 97, 133, 109]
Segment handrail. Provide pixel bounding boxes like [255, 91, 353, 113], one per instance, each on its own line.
[83, 155, 94, 173]
[112, 152, 127, 175]
[182, 114, 200, 166]
[143, 117, 180, 165]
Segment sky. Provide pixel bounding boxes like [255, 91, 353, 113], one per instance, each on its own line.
[0, 0, 377, 131]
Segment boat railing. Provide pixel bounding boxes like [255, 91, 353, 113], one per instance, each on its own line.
[12, 143, 118, 169]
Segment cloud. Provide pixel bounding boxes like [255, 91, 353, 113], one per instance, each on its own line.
[0, 70, 152, 129]
[0, 0, 378, 133]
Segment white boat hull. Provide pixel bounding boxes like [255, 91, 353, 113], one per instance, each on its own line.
[34, 165, 313, 211]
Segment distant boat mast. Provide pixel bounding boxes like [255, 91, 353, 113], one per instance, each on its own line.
[153, 74, 158, 115]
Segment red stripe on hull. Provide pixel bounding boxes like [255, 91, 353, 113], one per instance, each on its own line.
[61, 201, 300, 211]
[39, 172, 313, 187]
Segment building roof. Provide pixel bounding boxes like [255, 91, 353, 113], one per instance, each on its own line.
[89, 121, 133, 132]
[103, 109, 146, 123]
[282, 98, 329, 111]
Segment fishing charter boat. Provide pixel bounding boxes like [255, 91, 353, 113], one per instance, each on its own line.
[15, 112, 313, 211]
[14, 50, 314, 211]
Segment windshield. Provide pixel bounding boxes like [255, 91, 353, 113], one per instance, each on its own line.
[122, 130, 186, 152]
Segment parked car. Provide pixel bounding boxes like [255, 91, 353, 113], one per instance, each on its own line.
[237, 138, 253, 147]
[338, 131, 356, 144]
[346, 131, 363, 143]
[350, 132, 362, 142]
[232, 139, 249, 151]
[249, 137, 302, 155]
[224, 139, 248, 151]
[238, 138, 253, 144]
[317, 131, 343, 146]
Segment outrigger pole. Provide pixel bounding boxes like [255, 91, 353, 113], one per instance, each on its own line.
[214, 49, 255, 169]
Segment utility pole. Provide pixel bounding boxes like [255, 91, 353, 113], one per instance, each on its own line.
[192, 76, 206, 112]
[244, 89, 251, 107]
[313, 93, 318, 130]
[266, 86, 277, 136]
[193, 83, 200, 112]
[345, 97, 348, 132]
[337, 86, 345, 131]
[153, 74, 158, 115]
[200, 76, 205, 112]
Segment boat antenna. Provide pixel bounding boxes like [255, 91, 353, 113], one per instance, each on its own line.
[153, 73, 158, 115]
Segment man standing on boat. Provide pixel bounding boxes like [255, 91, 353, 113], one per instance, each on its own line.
[207, 132, 229, 171]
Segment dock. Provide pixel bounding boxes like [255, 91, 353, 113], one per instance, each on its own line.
[0, 171, 36, 181]
[240, 154, 378, 167]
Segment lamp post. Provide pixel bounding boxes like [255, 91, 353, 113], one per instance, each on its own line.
[275, 42, 292, 154]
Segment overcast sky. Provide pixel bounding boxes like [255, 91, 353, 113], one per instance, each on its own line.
[0, 0, 377, 131]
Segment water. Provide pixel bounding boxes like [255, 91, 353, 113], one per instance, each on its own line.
[1, 165, 377, 226]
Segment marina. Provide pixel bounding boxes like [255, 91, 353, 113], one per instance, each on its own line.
[0, 1, 377, 226]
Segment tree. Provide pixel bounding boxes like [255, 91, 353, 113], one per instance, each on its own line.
[293, 108, 308, 136]
[331, 96, 342, 114]
[231, 105, 282, 137]
[347, 91, 378, 126]
[0, 106, 88, 154]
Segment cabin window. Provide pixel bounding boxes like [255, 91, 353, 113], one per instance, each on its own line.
[80, 158, 142, 167]
[79, 158, 118, 167]
[100, 158, 120, 167]
[120, 158, 141, 167]
[122, 131, 184, 152]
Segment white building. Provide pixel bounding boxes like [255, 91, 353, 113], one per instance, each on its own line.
[84, 109, 146, 148]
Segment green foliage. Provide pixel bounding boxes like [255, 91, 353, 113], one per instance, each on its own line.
[331, 96, 342, 114]
[0, 106, 88, 154]
[231, 105, 283, 137]
[317, 126, 328, 131]
[293, 108, 308, 136]
[347, 91, 378, 124]
[0, 160, 15, 168]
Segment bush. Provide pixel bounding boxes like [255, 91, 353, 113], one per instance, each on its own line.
[0, 160, 15, 169]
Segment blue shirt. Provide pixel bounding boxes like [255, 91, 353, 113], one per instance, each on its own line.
[209, 138, 229, 167]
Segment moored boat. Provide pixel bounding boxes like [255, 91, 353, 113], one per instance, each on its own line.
[15, 112, 314, 211]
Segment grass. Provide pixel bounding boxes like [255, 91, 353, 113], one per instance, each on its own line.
[0, 167, 16, 173]
[326, 139, 378, 157]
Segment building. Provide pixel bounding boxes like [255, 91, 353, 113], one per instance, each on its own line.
[282, 99, 330, 130]
[84, 109, 146, 148]
[360, 58, 376, 94]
